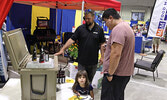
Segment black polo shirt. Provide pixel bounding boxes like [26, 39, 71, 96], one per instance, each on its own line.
[71, 22, 105, 65]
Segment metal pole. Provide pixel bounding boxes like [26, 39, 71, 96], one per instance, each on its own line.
[55, 1, 58, 35]
[81, 0, 84, 25]
[56, 9, 57, 34]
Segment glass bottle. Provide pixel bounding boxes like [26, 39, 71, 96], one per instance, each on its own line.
[39, 45, 45, 63]
[45, 50, 49, 62]
[32, 44, 37, 61]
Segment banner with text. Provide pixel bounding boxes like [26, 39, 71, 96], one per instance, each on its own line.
[148, 0, 167, 37]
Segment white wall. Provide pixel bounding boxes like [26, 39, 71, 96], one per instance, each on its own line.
[119, 5, 153, 21]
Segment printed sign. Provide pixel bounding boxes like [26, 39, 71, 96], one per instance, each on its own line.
[148, 0, 167, 37]
[156, 21, 166, 36]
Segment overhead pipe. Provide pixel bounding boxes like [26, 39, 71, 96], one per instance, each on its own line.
[81, 0, 84, 25]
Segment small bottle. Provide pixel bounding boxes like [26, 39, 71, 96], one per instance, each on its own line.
[45, 50, 49, 62]
[32, 44, 37, 61]
[72, 26, 75, 33]
[58, 68, 62, 84]
[61, 70, 65, 83]
[39, 45, 45, 63]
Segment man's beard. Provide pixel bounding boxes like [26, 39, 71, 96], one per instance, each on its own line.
[86, 22, 93, 27]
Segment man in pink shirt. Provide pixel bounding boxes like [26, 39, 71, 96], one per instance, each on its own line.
[101, 8, 135, 100]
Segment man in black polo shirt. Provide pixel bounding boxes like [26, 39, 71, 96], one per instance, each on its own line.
[55, 10, 105, 82]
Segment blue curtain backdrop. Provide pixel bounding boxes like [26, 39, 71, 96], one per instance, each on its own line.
[50, 8, 56, 32]
[57, 9, 62, 35]
[135, 37, 142, 53]
[6, 4, 113, 46]
[7, 3, 32, 50]
[7, 3, 32, 36]
[62, 9, 76, 33]
[130, 21, 138, 27]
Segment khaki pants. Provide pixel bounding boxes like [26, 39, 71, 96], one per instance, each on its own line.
[152, 37, 160, 45]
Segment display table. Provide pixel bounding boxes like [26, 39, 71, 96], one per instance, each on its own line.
[142, 38, 152, 53]
[135, 37, 152, 53]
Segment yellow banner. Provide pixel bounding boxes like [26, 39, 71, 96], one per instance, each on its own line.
[138, 21, 145, 25]
[75, 10, 82, 29]
[125, 20, 131, 25]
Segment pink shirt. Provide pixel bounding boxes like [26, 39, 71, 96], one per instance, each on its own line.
[103, 21, 135, 76]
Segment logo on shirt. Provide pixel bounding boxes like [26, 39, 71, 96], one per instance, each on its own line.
[78, 90, 89, 94]
[93, 32, 98, 34]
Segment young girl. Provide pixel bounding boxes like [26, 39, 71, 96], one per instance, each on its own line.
[72, 70, 94, 99]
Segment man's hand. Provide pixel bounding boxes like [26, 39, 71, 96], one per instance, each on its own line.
[107, 76, 113, 82]
[55, 50, 64, 56]
[100, 43, 106, 66]
[54, 38, 75, 57]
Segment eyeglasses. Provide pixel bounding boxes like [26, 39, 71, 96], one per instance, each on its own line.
[84, 9, 93, 13]
[84, 9, 94, 16]
[83, 17, 91, 20]
[103, 18, 110, 24]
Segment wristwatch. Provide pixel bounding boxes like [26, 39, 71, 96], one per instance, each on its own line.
[107, 73, 113, 77]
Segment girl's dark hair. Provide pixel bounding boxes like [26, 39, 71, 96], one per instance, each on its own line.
[102, 8, 121, 20]
[72, 70, 90, 91]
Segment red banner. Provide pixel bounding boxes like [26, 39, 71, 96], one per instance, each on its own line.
[0, 0, 14, 28]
